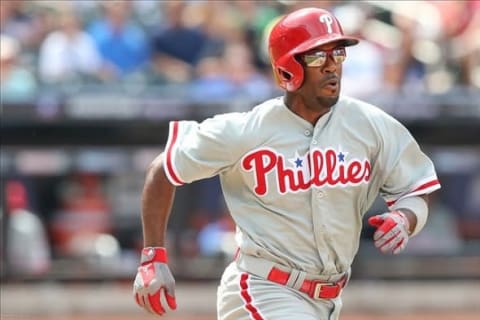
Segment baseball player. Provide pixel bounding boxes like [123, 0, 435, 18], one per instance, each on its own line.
[133, 7, 441, 320]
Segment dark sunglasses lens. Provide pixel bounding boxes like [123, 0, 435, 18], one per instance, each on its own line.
[332, 48, 346, 63]
[303, 53, 326, 67]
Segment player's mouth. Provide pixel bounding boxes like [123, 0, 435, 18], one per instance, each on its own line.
[324, 79, 339, 90]
[320, 76, 339, 93]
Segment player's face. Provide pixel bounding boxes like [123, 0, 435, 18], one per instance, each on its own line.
[297, 42, 345, 110]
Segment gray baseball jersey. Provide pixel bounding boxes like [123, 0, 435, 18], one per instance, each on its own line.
[163, 95, 440, 276]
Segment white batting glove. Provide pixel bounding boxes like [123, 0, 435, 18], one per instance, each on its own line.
[368, 210, 410, 255]
[133, 247, 177, 316]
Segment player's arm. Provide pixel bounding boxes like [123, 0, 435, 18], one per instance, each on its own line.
[142, 153, 176, 247]
[133, 153, 177, 316]
[370, 112, 440, 254]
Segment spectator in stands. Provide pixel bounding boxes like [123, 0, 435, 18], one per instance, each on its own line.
[0, 0, 47, 52]
[50, 172, 112, 258]
[150, 1, 211, 83]
[87, 0, 150, 78]
[334, 4, 386, 99]
[0, 34, 37, 102]
[462, 1, 480, 89]
[222, 40, 274, 100]
[434, 0, 480, 89]
[38, 10, 106, 85]
[464, 2, 480, 89]
[413, 0, 480, 92]
[229, 0, 283, 72]
[197, 213, 235, 257]
[190, 41, 274, 102]
[382, 1, 479, 93]
[382, 8, 425, 93]
[189, 56, 228, 100]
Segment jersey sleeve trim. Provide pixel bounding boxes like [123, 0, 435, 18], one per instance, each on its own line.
[164, 121, 185, 186]
[385, 176, 441, 209]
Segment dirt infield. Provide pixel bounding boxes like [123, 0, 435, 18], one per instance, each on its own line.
[2, 281, 479, 320]
[3, 312, 480, 320]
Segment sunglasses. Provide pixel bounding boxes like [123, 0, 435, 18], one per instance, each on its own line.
[300, 47, 347, 67]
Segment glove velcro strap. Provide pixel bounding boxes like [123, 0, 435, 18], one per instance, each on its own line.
[141, 247, 168, 264]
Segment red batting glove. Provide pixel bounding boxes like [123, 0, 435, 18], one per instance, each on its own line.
[368, 210, 410, 255]
[133, 247, 177, 316]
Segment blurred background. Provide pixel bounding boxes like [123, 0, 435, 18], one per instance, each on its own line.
[1, 0, 479, 319]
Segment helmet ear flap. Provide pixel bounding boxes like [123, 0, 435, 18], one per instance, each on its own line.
[275, 58, 304, 92]
[277, 67, 293, 81]
[271, 66, 290, 90]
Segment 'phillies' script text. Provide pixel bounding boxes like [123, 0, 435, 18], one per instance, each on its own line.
[242, 148, 371, 196]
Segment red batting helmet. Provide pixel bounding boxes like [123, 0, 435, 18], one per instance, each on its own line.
[268, 7, 359, 91]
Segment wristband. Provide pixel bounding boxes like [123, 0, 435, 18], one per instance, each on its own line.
[392, 196, 428, 237]
[141, 247, 168, 264]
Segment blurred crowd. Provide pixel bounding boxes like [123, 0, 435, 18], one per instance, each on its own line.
[2, 1, 480, 279]
[1, 0, 479, 103]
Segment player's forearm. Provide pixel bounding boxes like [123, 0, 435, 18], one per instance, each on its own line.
[141, 154, 176, 247]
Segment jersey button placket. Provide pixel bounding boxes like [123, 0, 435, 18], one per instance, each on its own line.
[310, 118, 333, 271]
[307, 126, 330, 269]
[311, 189, 330, 271]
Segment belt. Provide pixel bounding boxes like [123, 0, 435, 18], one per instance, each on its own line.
[235, 252, 348, 300]
[267, 267, 347, 299]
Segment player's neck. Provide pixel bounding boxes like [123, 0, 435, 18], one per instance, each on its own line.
[284, 93, 332, 126]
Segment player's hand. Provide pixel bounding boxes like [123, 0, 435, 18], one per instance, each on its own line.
[368, 210, 410, 255]
[133, 247, 177, 316]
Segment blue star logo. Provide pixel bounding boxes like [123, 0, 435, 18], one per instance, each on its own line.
[338, 152, 345, 162]
[295, 158, 303, 168]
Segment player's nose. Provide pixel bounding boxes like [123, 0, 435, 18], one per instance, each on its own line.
[322, 55, 338, 73]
